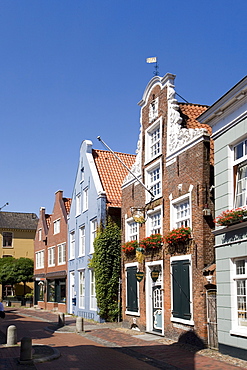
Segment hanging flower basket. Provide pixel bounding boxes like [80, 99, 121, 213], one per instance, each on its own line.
[122, 240, 138, 255]
[139, 234, 164, 252]
[165, 227, 191, 245]
[214, 207, 247, 227]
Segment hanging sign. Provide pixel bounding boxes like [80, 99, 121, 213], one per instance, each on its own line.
[151, 270, 160, 282]
[136, 271, 144, 282]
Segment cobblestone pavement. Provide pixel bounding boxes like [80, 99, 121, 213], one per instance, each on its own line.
[0, 307, 246, 370]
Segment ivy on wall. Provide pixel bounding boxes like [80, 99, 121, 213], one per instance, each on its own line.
[90, 218, 121, 322]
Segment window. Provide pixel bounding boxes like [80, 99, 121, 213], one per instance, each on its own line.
[70, 231, 75, 260]
[76, 193, 81, 216]
[47, 280, 55, 302]
[79, 270, 85, 309]
[149, 97, 159, 123]
[79, 226, 85, 256]
[35, 250, 44, 269]
[145, 118, 162, 163]
[48, 247, 55, 267]
[232, 258, 247, 331]
[58, 243, 66, 265]
[90, 219, 97, 253]
[80, 166, 84, 183]
[147, 209, 161, 235]
[83, 187, 88, 211]
[171, 256, 192, 323]
[233, 139, 247, 208]
[171, 194, 191, 229]
[2, 232, 12, 247]
[126, 219, 138, 241]
[90, 270, 97, 310]
[38, 228, 42, 241]
[126, 264, 139, 313]
[145, 160, 162, 202]
[53, 219, 60, 234]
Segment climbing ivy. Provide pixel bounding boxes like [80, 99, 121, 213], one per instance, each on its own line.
[90, 218, 121, 322]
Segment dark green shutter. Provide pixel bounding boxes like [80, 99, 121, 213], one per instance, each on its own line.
[171, 260, 191, 320]
[126, 266, 138, 312]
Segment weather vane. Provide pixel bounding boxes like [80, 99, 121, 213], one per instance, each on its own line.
[146, 57, 159, 76]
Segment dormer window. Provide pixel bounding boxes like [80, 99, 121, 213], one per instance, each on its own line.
[149, 97, 159, 123]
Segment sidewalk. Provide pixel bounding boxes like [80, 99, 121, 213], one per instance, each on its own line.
[0, 307, 247, 370]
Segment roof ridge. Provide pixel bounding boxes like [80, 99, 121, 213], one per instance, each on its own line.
[93, 148, 136, 157]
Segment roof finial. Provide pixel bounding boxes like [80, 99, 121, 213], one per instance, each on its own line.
[146, 57, 159, 76]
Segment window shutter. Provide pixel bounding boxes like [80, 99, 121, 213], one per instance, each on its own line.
[171, 259, 191, 320]
[126, 266, 138, 312]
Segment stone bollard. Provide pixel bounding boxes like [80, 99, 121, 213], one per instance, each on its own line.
[7, 325, 17, 346]
[58, 312, 65, 327]
[76, 316, 84, 333]
[19, 337, 32, 364]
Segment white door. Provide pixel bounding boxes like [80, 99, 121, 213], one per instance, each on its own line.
[146, 261, 163, 334]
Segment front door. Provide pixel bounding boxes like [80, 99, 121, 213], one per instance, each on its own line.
[146, 261, 163, 335]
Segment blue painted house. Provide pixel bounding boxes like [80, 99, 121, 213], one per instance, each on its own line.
[68, 139, 135, 321]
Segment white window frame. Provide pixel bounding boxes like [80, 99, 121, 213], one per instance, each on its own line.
[149, 97, 159, 123]
[83, 187, 88, 212]
[170, 190, 192, 230]
[79, 269, 85, 309]
[69, 231, 75, 260]
[58, 243, 66, 265]
[48, 246, 55, 267]
[126, 218, 139, 241]
[232, 138, 247, 209]
[145, 158, 162, 203]
[230, 257, 247, 337]
[38, 228, 42, 241]
[53, 219, 60, 235]
[90, 218, 97, 254]
[125, 262, 140, 316]
[170, 254, 194, 326]
[90, 269, 97, 311]
[146, 206, 162, 236]
[79, 225, 85, 257]
[35, 250, 44, 269]
[145, 117, 162, 164]
[76, 193, 81, 217]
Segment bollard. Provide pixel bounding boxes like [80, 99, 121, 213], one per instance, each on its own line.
[7, 325, 17, 346]
[76, 316, 84, 333]
[20, 337, 32, 363]
[58, 312, 65, 327]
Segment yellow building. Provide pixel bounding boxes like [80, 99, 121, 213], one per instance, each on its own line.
[0, 212, 38, 297]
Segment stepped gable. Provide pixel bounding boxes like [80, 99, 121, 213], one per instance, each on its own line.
[93, 149, 136, 207]
[0, 211, 38, 230]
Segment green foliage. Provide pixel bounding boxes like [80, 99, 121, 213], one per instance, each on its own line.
[0, 257, 34, 285]
[90, 219, 121, 322]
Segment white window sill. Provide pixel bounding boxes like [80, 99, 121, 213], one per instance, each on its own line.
[144, 153, 162, 166]
[48, 264, 55, 268]
[171, 316, 194, 326]
[125, 310, 140, 316]
[58, 262, 66, 266]
[230, 328, 247, 338]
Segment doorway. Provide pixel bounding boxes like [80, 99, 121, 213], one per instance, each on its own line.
[146, 260, 163, 334]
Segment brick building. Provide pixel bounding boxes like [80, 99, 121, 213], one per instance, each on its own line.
[34, 190, 71, 313]
[121, 73, 215, 345]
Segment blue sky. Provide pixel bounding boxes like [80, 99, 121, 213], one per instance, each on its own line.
[0, 0, 246, 215]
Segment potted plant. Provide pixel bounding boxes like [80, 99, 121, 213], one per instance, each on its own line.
[139, 234, 164, 252]
[122, 240, 138, 255]
[214, 207, 247, 227]
[25, 292, 33, 307]
[165, 226, 191, 245]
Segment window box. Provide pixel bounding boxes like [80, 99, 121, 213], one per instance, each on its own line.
[122, 240, 138, 255]
[165, 227, 192, 254]
[214, 207, 247, 227]
[139, 233, 163, 252]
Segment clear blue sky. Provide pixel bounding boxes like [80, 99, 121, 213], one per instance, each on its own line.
[0, 0, 246, 215]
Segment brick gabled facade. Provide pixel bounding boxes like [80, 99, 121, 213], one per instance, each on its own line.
[121, 73, 215, 345]
[34, 190, 71, 313]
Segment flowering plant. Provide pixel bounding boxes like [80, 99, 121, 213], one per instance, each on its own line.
[214, 207, 247, 227]
[122, 240, 138, 254]
[139, 234, 164, 251]
[165, 227, 191, 245]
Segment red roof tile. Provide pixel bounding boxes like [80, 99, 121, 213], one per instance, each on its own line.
[63, 198, 72, 214]
[93, 149, 136, 207]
